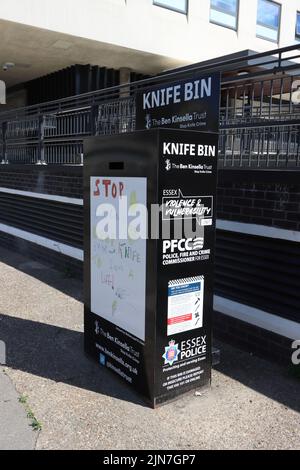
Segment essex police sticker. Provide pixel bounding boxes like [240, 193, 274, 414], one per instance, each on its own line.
[162, 340, 180, 366]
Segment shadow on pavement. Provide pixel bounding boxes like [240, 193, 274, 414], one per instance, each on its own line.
[214, 339, 300, 413]
[0, 314, 146, 408]
[0, 245, 83, 302]
[0, 312, 299, 412]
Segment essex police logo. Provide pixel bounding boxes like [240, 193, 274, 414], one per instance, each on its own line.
[162, 340, 180, 366]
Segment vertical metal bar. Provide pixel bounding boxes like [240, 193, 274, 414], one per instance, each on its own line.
[1, 122, 7, 164]
[269, 79, 274, 118]
[257, 129, 261, 168]
[262, 128, 266, 167]
[37, 115, 46, 164]
[291, 127, 296, 167]
[231, 133, 236, 167]
[239, 129, 244, 167]
[286, 126, 291, 168]
[249, 129, 253, 167]
[279, 77, 284, 115]
[296, 127, 300, 167]
[251, 82, 255, 118]
[266, 127, 271, 168]
[276, 127, 281, 168]
[234, 86, 237, 120]
[289, 76, 293, 113]
[242, 84, 246, 118]
[90, 104, 98, 136]
[260, 80, 264, 118]
[223, 131, 227, 168]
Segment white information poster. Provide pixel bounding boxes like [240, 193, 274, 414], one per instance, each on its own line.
[167, 276, 204, 336]
[90, 176, 147, 341]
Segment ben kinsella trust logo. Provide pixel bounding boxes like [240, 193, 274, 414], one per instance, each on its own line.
[145, 114, 152, 129]
[165, 159, 171, 171]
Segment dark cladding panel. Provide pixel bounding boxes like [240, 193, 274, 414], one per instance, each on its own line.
[0, 192, 83, 248]
[215, 229, 300, 323]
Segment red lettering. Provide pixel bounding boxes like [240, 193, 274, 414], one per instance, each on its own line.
[93, 179, 125, 198]
[93, 179, 100, 196]
[112, 183, 118, 198]
[102, 180, 111, 197]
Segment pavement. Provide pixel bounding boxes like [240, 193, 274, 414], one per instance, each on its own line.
[0, 369, 37, 449]
[0, 245, 299, 450]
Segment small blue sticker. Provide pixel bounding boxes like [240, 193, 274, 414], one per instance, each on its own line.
[99, 353, 106, 366]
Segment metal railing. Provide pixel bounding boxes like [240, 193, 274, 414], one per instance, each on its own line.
[1, 44, 300, 168]
[219, 125, 300, 168]
[219, 73, 300, 167]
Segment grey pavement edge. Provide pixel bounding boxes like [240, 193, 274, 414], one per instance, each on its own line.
[0, 368, 37, 450]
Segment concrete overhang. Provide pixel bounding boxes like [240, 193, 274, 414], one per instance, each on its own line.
[0, 18, 189, 88]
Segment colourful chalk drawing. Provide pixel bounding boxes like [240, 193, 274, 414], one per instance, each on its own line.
[90, 177, 147, 341]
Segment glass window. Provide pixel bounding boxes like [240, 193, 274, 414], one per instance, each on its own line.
[296, 12, 300, 38]
[256, 0, 281, 42]
[210, 0, 239, 30]
[153, 0, 188, 14]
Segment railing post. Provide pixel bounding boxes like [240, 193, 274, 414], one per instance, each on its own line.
[90, 104, 99, 136]
[1, 121, 8, 164]
[37, 114, 47, 165]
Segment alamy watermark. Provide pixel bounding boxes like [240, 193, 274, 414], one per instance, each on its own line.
[93, 197, 209, 242]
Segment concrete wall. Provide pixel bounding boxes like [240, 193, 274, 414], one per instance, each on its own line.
[0, 0, 300, 68]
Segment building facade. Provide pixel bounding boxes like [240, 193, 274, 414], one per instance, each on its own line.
[1, 0, 300, 106]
